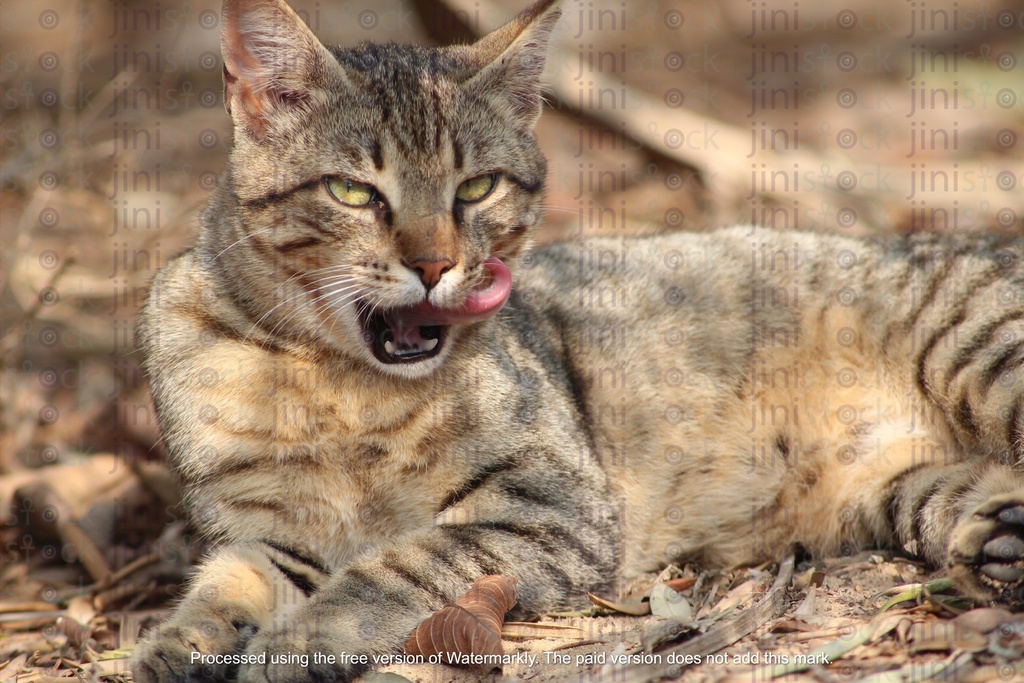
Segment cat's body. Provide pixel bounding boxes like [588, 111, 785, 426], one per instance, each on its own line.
[133, 1, 1024, 682]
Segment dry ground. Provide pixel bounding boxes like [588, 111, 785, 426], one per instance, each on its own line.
[3, 0, 1024, 681]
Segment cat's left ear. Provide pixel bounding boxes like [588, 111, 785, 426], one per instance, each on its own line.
[462, 0, 562, 127]
[221, 0, 343, 139]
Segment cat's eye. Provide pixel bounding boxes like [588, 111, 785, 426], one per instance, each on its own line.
[325, 177, 377, 207]
[455, 174, 497, 203]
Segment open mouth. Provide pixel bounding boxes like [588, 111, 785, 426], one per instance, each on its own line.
[358, 257, 512, 365]
[361, 312, 447, 364]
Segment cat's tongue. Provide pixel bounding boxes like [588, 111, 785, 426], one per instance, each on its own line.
[387, 257, 512, 329]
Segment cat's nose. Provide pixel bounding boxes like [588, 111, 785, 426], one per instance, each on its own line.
[404, 257, 455, 291]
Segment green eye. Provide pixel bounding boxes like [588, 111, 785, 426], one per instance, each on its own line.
[455, 174, 497, 203]
[326, 177, 376, 207]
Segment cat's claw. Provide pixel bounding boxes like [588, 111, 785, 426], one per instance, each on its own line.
[949, 494, 1024, 607]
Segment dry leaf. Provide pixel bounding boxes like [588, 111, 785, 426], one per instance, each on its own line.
[698, 577, 762, 620]
[792, 569, 825, 590]
[663, 577, 698, 593]
[588, 577, 696, 617]
[501, 622, 585, 640]
[908, 619, 987, 653]
[649, 582, 692, 620]
[987, 617, 1024, 658]
[953, 607, 1012, 635]
[588, 592, 651, 616]
[405, 575, 518, 669]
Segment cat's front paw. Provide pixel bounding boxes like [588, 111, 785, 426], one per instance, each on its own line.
[132, 617, 259, 683]
[949, 492, 1024, 607]
[237, 627, 369, 683]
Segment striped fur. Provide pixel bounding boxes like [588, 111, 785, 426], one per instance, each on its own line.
[133, 1, 1024, 682]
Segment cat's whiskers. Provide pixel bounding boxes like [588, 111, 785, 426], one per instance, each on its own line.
[280, 264, 356, 288]
[538, 203, 585, 216]
[319, 297, 381, 350]
[313, 287, 368, 343]
[212, 225, 279, 261]
[304, 282, 366, 332]
[243, 271, 357, 346]
[260, 277, 365, 348]
[243, 291, 306, 345]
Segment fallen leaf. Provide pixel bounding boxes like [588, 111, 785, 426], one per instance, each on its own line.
[587, 575, 697, 619]
[700, 577, 763, 620]
[987, 616, 1024, 658]
[501, 622, 585, 640]
[908, 619, 987, 653]
[587, 592, 651, 616]
[649, 582, 692, 620]
[792, 569, 825, 590]
[663, 577, 698, 593]
[953, 607, 1012, 635]
[405, 575, 518, 669]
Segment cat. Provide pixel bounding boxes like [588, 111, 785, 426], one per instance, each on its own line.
[132, 0, 1024, 681]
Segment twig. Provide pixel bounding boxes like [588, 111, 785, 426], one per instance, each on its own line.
[0, 610, 67, 623]
[94, 581, 157, 613]
[0, 602, 61, 614]
[91, 552, 161, 594]
[0, 257, 73, 360]
[15, 482, 113, 584]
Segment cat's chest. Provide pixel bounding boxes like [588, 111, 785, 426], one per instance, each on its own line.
[241, 375, 489, 545]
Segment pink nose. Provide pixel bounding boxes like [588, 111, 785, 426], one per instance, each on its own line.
[404, 258, 455, 290]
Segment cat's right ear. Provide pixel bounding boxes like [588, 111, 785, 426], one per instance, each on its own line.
[461, 0, 562, 128]
[221, 0, 342, 140]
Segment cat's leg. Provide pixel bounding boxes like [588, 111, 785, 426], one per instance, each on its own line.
[801, 439, 1024, 606]
[235, 500, 618, 683]
[132, 542, 327, 683]
[883, 460, 1024, 604]
[885, 238, 1024, 604]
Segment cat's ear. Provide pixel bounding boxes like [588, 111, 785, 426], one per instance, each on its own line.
[462, 0, 562, 127]
[221, 0, 340, 139]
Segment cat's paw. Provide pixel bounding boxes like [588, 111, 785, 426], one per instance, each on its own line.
[132, 617, 259, 683]
[237, 627, 368, 683]
[949, 492, 1024, 607]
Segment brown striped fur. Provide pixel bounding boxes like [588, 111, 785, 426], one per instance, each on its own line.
[133, 1, 1024, 682]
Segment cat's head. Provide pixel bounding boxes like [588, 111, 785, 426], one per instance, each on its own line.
[210, 0, 560, 378]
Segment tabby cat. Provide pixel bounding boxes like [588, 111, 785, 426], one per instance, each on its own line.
[133, 0, 1024, 681]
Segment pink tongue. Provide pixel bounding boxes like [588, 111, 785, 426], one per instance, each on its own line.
[386, 257, 512, 328]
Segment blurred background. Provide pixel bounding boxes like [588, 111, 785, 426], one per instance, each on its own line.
[2, 0, 1024, 679]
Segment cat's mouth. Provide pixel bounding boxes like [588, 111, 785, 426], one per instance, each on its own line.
[359, 257, 512, 364]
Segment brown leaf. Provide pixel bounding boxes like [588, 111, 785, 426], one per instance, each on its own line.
[953, 607, 1012, 635]
[663, 577, 698, 593]
[587, 592, 651, 616]
[908, 619, 988, 653]
[404, 576, 518, 669]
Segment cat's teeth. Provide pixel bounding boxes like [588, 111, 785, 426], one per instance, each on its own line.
[424, 338, 438, 351]
[384, 340, 396, 355]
